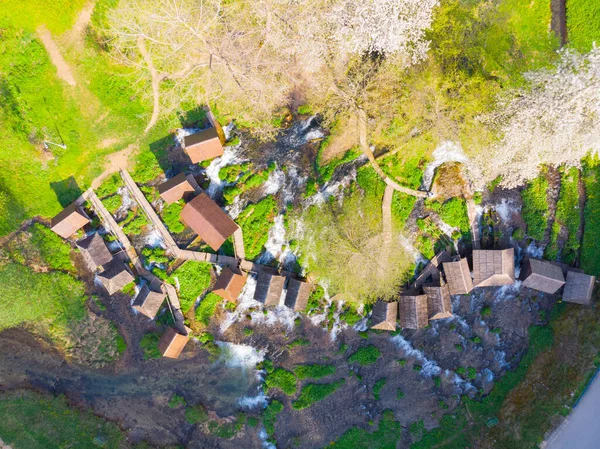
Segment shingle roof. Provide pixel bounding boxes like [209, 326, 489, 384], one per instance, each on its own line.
[398, 293, 429, 329]
[51, 203, 90, 238]
[213, 267, 247, 303]
[424, 279, 452, 320]
[370, 300, 398, 331]
[98, 260, 135, 295]
[158, 173, 196, 204]
[521, 258, 565, 294]
[442, 258, 473, 295]
[283, 278, 313, 312]
[158, 326, 192, 359]
[180, 193, 239, 250]
[254, 271, 286, 307]
[132, 285, 166, 319]
[472, 249, 515, 287]
[183, 128, 223, 163]
[412, 250, 452, 290]
[77, 233, 112, 270]
[563, 270, 596, 305]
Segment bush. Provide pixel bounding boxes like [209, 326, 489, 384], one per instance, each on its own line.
[481, 306, 492, 317]
[327, 409, 401, 448]
[373, 378, 386, 400]
[101, 194, 122, 214]
[122, 213, 148, 236]
[263, 400, 283, 436]
[141, 246, 169, 265]
[96, 174, 123, 199]
[292, 379, 345, 410]
[168, 394, 186, 408]
[512, 227, 525, 241]
[348, 345, 381, 366]
[294, 364, 336, 380]
[185, 405, 209, 424]
[161, 200, 185, 234]
[265, 368, 297, 395]
[140, 333, 161, 360]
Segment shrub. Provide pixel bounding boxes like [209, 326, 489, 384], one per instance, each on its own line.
[481, 306, 492, 317]
[265, 368, 297, 395]
[397, 359, 407, 367]
[292, 379, 345, 410]
[140, 333, 161, 360]
[185, 405, 209, 424]
[288, 338, 310, 349]
[263, 400, 283, 436]
[116, 334, 127, 354]
[294, 364, 336, 380]
[373, 378, 386, 400]
[328, 410, 401, 448]
[96, 174, 123, 198]
[122, 213, 148, 235]
[397, 389, 404, 399]
[162, 200, 185, 234]
[467, 367, 477, 380]
[101, 194, 122, 214]
[413, 365, 423, 372]
[141, 246, 169, 265]
[512, 227, 525, 241]
[471, 336, 482, 344]
[168, 394, 186, 408]
[455, 344, 464, 351]
[348, 345, 381, 366]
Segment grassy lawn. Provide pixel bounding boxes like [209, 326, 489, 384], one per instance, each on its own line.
[566, 0, 600, 51]
[329, 410, 402, 449]
[0, 390, 125, 449]
[265, 368, 298, 395]
[581, 156, 600, 275]
[521, 173, 550, 241]
[292, 379, 345, 410]
[167, 261, 213, 313]
[194, 292, 223, 326]
[347, 345, 381, 366]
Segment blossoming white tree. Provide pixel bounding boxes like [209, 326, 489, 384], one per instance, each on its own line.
[476, 47, 600, 188]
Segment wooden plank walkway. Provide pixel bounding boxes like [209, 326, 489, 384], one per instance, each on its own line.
[466, 197, 481, 249]
[233, 228, 245, 260]
[120, 170, 179, 254]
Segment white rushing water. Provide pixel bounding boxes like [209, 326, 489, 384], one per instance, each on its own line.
[495, 198, 520, 223]
[304, 164, 362, 206]
[174, 127, 201, 147]
[391, 334, 442, 377]
[215, 341, 265, 369]
[259, 427, 276, 449]
[206, 146, 245, 197]
[257, 215, 287, 265]
[421, 141, 470, 190]
[143, 228, 166, 249]
[237, 391, 268, 409]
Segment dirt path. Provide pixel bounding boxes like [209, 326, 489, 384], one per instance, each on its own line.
[36, 26, 76, 86]
[356, 108, 427, 199]
[63, 1, 95, 44]
[138, 37, 161, 133]
[91, 144, 137, 189]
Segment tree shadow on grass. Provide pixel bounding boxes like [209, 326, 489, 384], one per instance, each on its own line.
[0, 177, 27, 236]
[50, 176, 83, 208]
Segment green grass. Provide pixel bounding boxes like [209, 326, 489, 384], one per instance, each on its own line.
[0, 390, 125, 448]
[222, 163, 276, 205]
[194, 292, 222, 326]
[122, 213, 149, 236]
[294, 364, 336, 380]
[372, 378, 386, 401]
[141, 246, 169, 265]
[161, 200, 186, 234]
[292, 379, 345, 410]
[96, 174, 123, 198]
[411, 324, 554, 448]
[28, 223, 74, 272]
[237, 196, 278, 261]
[318, 148, 361, 183]
[168, 394, 186, 408]
[581, 156, 600, 275]
[0, 263, 86, 333]
[566, 0, 600, 51]
[263, 400, 283, 437]
[265, 368, 297, 395]
[139, 333, 162, 360]
[545, 167, 580, 263]
[102, 194, 122, 214]
[219, 162, 251, 183]
[287, 338, 311, 349]
[348, 345, 382, 366]
[207, 413, 246, 439]
[379, 153, 425, 190]
[167, 261, 212, 313]
[521, 174, 549, 241]
[329, 409, 401, 448]
[391, 192, 417, 230]
[0, 0, 86, 33]
[185, 404, 209, 425]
